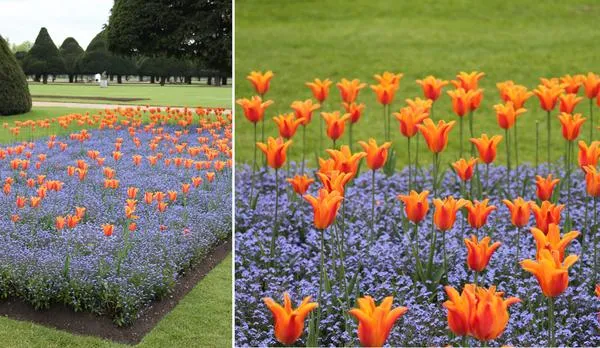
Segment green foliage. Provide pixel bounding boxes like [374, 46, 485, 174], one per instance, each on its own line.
[59, 37, 84, 78]
[21, 27, 65, 81]
[10, 40, 33, 54]
[78, 31, 136, 81]
[0, 35, 32, 115]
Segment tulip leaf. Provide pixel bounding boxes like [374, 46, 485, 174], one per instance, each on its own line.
[250, 192, 259, 210]
[347, 264, 362, 295]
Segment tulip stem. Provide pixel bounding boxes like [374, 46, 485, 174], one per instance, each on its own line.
[349, 122, 353, 152]
[317, 227, 325, 345]
[505, 128, 511, 195]
[514, 119, 520, 169]
[548, 296, 555, 347]
[474, 271, 478, 289]
[269, 168, 279, 258]
[332, 139, 336, 150]
[590, 98, 594, 142]
[262, 119, 266, 166]
[469, 111, 474, 156]
[535, 120, 540, 169]
[408, 136, 412, 190]
[320, 114, 324, 155]
[566, 140, 572, 225]
[387, 104, 392, 142]
[370, 169, 376, 243]
[485, 163, 490, 196]
[442, 231, 447, 277]
[384, 104, 389, 142]
[250, 122, 257, 201]
[459, 117, 464, 158]
[516, 226, 521, 268]
[547, 110, 551, 167]
[301, 125, 306, 174]
[594, 197, 598, 284]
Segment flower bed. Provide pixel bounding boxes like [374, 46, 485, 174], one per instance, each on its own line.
[0, 109, 232, 326]
[235, 163, 599, 346]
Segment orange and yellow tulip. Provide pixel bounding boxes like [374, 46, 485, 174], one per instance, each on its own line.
[451, 71, 485, 91]
[397, 190, 430, 224]
[256, 137, 292, 169]
[464, 235, 501, 272]
[286, 174, 314, 195]
[273, 113, 303, 139]
[306, 78, 332, 103]
[465, 199, 496, 229]
[535, 174, 560, 201]
[470, 134, 502, 164]
[236, 96, 274, 124]
[417, 119, 456, 153]
[343, 102, 366, 124]
[531, 201, 564, 234]
[102, 224, 114, 237]
[263, 292, 318, 346]
[497, 80, 515, 102]
[447, 88, 472, 117]
[374, 71, 403, 86]
[247, 70, 273, 95]
[578, 140, 600, 170]
[405, 97, 433, 114]
[494, 102, 526, 130]
[433, 196, 468, 231]
[394, 106, 429, 138]
[348, 296, 408, 347]
[416, 75, 448, 101]
[452, 157, 477, 182]
[502, 197, 532, 227]
[291, 99, 321, 126]
[521, 249, 578, 297]
[584, 165, 600, 197]
[558, 93, 584, 114]
[337, 78, 366, 104]
[582, 72, 600, 99]
[503, 84, 533, 109]
[304, 189, 344, 230]
[531, 223, 580, 262]
[558, 112, 586, 141]
[324, 145, 366, 178]
[533, 85, 563, 111]
[560, 74, 583, 94]
[371, 82, 399, 105]
[316, 170, 353, 196]
[358, 138, 392, 170]
[322, 111, 351, 141]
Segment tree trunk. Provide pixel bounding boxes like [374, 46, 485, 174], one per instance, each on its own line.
[221, 76, 227, 85]
[68, 74, 74, 83]
[207, 76, 212, 85]
[150, 76, 155, 84]
[42, 74, 48, 84]
[160, 76, 166, 86]
[109, 75, 114, 82]
[139, 75, 143, 82]
[117, 75, 122, 84]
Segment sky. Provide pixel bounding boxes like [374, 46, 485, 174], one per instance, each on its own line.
[0, 0, 113, 49]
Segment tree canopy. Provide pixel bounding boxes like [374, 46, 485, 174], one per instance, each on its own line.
[0, 35, 32, 115]
[59, 37, 84, 81]
[21, 27, 65, 83]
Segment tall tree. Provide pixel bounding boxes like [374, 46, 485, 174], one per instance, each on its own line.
[106, 0, 231, 85]
[21, 27, 65, 84]
[0, 35, 32, 115]
[78, 30, 135, 83]
[59, 37, 84, 83]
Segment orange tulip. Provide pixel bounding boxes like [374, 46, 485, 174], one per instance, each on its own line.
[470, 134, 502, 164]
[469, 88, 484, 111]
[256, 137, 292, 169]
[433, 196, 468, 231]
[443, 284, 519, 341]
[374, 71, 403, 86]
[502, 197, 532, 227]
[531, 201, 564, 234]
[290, 99, 320, 126]
[558, 93, 584, 113]
[236, 96, 274, 123]
[324, 145, 366, 178]
[584, 165, 600, 197]
[451, 71, 485, 91]
[521, 249, 578, 297]
[286, 175, 314, 195]
[343, 102, 366, 124]
[358, 138, 392, 170]
[405, 97, 433, 114]
[348, 296, 408, 348]
[452, 157, 477, 182]
[303, 188, 343, 230]
[66, 215, 80, 229]
[16, 196, 26, 209]
[465, 199, 496, 229]
[102, 224, 114, 237]
[533, 85, 563, 111]
[316, 170, 353, 196]
[337, 78, 366, 104]
[417, 119, 456, 153]
[494, 102, 526, 130]
[397, 190, 430, 224]
[263, 292, 318, 346]
[416, 75, 448, 101]
[394, 106, 429, 138]
[464, 235, 501, 272]
[582, 72, 600, 99]
[55, 216, 66, 230]
[531, 223, 580, 262]
[127, 187, 139, 199]
[447, 88, 472, 117]
[306, 78, 332, 102]
[273, 113, 303, 139]
[503, 84, 533, 109]
[578, 140, 600, 169]
[497, 80, 515, 102]
[322, 111, 351, 141]
[371, 82, 399, 105]
[540, 77, 561, 88]
[247, 70, 273, 95]
[535, 174, 560, 201]
[560, 74, 583, 94]
[558, 112, 586, 141]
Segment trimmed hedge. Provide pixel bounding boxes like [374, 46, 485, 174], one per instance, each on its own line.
[0, 35, 32, 115]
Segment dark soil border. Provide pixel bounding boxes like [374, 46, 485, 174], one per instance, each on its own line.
[33, 95, 150, 102]
[0, 238, 231, 344]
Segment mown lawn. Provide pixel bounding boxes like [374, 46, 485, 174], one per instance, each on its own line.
[29, 83, 232, 108]
[235, 0, 600, 167]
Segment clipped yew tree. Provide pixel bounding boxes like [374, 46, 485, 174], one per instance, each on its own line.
[59, 37, 84, 83]
[22, 27, 65, 84]
[0, 35, 32, 115]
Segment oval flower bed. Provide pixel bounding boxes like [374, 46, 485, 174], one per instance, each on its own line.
[0, 108, 232, 326]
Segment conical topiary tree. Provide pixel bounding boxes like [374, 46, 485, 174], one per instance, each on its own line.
[59, 37, 83, 83]
[0, 35, 32, 115]
[22, 27, 65, 84]
[79, 30, 136, 84]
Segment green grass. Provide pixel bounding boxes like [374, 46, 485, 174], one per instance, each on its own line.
[235, 0, 600, 168]
[0, 254, 231, 348]
[29, 83, 232, 108]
